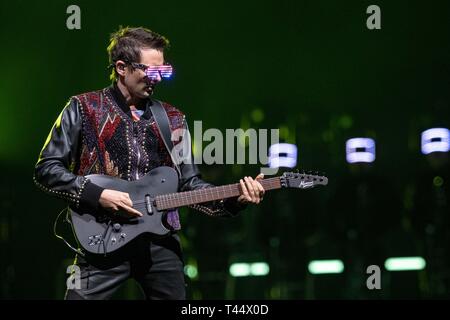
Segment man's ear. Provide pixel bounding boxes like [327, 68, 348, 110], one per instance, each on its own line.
[115, 60, 127, 77]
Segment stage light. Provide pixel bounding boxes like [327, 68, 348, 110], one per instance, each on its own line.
[384, 257, 426, 271]
[346, 138, 376, 163]
[229, 263, 251, 277]
[433, 176, 444, 187]
[229, 262, 270, 277]
[184, 264, 198, 279]
[250, 262, 270, 276]
[421, 128, 450, 154]
[268, 143, 297, 168]
[308, 260, 345, 274]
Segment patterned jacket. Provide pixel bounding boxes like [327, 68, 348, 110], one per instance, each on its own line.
[34, 84, 244, 231]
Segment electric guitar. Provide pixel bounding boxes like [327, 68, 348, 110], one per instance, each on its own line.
[69, 166, 328, 255]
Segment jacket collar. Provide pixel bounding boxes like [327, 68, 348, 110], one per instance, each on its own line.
[109, 82, 154, 120]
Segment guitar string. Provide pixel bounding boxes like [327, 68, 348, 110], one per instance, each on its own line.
[131, 178, 281, 206]
[127, 179, 282, 211]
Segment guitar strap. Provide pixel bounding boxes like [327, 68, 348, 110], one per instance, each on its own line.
[149, 99, 182, 177]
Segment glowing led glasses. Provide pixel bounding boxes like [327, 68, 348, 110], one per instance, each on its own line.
[130, 62, 173, 80]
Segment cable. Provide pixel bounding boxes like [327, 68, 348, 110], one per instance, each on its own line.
[53, 207, 85, 257]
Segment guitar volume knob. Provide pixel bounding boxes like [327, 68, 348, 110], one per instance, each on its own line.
[113, 223, 122, 232]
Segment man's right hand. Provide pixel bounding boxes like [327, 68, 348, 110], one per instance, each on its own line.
[98, 189, 143, 217]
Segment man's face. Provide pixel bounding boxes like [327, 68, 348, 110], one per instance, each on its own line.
[118, 48, 165, 99]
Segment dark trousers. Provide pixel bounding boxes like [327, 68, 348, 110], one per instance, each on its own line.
[65, 234, 186, 300]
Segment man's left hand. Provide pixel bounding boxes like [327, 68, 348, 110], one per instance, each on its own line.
[237, 174, 265, 204]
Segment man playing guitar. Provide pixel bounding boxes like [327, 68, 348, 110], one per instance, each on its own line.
[33, 26, 264, 300]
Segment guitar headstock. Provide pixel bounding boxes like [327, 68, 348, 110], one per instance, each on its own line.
[280, 170, 328, 189]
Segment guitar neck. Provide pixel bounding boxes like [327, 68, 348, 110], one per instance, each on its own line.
[155, 177, 282, 210]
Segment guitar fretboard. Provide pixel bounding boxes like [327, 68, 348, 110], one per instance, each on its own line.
[155, 177, 281, 210]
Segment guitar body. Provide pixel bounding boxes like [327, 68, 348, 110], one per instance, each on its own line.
[69, 166, 179, 255]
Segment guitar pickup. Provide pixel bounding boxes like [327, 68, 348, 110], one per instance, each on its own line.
[145, 195, 153, 215]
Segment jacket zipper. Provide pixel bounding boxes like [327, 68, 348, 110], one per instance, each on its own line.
[133, 122, 141, 180]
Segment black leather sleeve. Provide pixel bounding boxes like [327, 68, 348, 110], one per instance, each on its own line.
[33, 98, 104, 211]
[176, 118, 247, 217]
